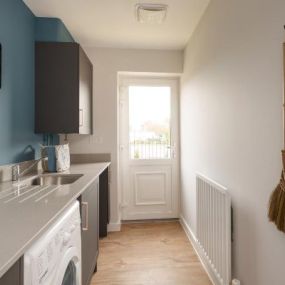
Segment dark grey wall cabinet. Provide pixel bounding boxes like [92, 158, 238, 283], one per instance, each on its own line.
[0, 259, 23, 285]
[80, 178, 99, 285]
[99, 167, 110, 238]
[35, 42, 93, 134]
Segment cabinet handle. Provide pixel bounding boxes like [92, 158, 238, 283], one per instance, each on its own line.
[79, 109, 84, 127]
[82, 202, 89, 231]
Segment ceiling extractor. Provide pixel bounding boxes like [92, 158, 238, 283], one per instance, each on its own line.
[135, 3, 168, 24]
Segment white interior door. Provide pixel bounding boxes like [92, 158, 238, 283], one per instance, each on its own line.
[119, 77, 179, 220]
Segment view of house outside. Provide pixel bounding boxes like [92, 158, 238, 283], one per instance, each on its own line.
[129, 86, 171, 159]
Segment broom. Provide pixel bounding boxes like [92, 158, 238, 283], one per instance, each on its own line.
[268, 151, 285, 232]
[268, 43, 285, 232]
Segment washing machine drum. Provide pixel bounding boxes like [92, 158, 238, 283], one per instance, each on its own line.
[61, 261, 77, 285]
[47, 247, 81, 285]
[52, 247, 81, 285]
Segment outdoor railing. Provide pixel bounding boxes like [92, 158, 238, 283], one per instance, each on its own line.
[130, 141, 171, 159]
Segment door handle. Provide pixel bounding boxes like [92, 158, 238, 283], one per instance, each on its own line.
[171, 144, 176, 159]
[82, 202, 89, 231]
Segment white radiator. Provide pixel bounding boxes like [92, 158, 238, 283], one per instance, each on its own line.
[196, 173, 231, 285]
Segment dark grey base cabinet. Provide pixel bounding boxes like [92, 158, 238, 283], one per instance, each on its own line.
[0, 259, 23, 285]
[80, 178, 99, 285]
[99, 167, 110, 238]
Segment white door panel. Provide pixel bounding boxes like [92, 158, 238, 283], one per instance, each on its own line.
[134, 171, 168, 206]
[119, 77, 179, 220]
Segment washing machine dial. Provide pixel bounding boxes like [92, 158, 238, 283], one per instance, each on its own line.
[63, 232, 71, 245]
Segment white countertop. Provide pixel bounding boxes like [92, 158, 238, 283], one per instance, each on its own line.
[0, 162, 110, 278]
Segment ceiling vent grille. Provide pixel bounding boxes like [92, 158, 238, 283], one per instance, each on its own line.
[135, 4, 168, 24]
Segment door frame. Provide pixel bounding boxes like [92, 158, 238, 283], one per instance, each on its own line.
[117, 74, 181, 220]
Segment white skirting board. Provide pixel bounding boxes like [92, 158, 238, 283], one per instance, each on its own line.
[107, 222, 121, 232]
[180, 215, 221, 285]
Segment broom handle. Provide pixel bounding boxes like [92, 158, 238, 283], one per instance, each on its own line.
[281, 43, 285, 174]
[283, 42, 285, 150]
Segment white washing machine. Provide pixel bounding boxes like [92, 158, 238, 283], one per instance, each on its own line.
[24, 201, 82, 285]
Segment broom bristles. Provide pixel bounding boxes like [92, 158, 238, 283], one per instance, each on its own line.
[276, 190, 285, 232]
[268, 183, 282, 222]
[268, 170, 285, 233]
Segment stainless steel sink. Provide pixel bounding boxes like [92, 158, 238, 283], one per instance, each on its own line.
[24, 174, 83, 186]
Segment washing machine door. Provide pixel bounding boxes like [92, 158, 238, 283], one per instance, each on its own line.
[55, 247, 81, 285]
[61, 261, 77, 285]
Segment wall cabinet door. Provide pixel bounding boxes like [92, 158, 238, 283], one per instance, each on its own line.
[35, 42, 93, 134]
[80, 178, 99, 285]
[79, 47, 93, 134]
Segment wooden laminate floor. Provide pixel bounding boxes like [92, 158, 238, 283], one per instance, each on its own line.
[91, 221, 211, 285]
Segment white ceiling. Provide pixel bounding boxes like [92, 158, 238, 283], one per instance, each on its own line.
[24, 0, 210, 50]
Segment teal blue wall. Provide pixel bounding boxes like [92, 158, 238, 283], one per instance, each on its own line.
[0, 0, 41, 164]
[0, 0, 74, 165]
[35, 17, 74, 42]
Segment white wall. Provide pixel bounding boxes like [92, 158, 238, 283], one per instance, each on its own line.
[180, 0, 285, 284]
[66, 47, 183, 226]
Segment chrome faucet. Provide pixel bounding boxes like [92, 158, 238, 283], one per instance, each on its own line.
[12, 158, 44, 182]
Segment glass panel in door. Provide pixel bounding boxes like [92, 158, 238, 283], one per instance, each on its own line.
[129, 86, 171, 160]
